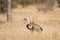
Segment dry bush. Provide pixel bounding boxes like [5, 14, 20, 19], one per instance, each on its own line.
[36, 0, 57, 12]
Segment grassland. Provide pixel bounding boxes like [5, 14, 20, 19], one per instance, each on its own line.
[0, 5, 60, 40]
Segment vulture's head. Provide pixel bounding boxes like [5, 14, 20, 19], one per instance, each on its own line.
[23, 17, 30, 24]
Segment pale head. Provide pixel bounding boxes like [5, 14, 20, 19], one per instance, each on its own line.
[23, 17, 30, 24]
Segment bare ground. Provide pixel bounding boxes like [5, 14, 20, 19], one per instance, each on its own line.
[0, 5, 60, 40]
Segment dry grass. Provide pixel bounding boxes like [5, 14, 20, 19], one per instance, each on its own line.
[0, 5, 60, 40]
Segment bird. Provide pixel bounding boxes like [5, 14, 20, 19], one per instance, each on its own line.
[23, 17, 43, 32]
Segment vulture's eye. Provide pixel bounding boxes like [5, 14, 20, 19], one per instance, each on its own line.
[24, 18, 27, 21]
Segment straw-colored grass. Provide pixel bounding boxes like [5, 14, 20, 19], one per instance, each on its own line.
[0, 5, 60, 40]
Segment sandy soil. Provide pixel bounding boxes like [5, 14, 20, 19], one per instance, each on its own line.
[0, 5, 60, 40]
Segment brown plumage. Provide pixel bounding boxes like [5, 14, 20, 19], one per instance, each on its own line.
[23, 17, 43, 32]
